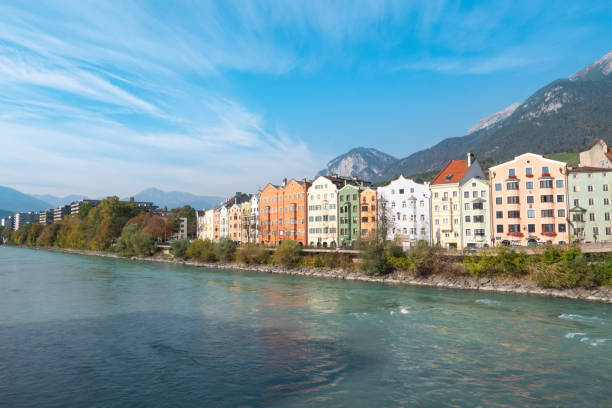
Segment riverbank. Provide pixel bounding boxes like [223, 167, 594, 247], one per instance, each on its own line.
[33, 247, 612, 303]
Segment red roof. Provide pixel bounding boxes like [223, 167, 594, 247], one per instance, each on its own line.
[431, 160, 469, 185]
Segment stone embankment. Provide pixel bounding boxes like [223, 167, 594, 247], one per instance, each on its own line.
[49, 248, 612, 304]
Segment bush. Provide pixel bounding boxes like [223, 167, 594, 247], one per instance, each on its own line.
[170, 238, 190, 259]
[215, 238, 236, 262]
[116, 223, 156, 256]
[406, 241, 440, 277]
[273, 240, 301, 267]
[235, 243, 268, 264]
[592, 259, 612, 286]
[360, 241, 392, 275]
[185, 239, 217, 262]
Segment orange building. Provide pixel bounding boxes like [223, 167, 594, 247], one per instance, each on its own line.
[228, 204, 242, 242]
[360, 188, 377, 241]
[259, 178, 309, 246]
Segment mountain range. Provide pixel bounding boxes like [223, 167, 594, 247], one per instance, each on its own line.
[0, 186, 224, 215]
[318, 49, 612, 182]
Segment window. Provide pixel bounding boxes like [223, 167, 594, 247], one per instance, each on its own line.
[464, 191, 469, 198]
[540, 180, 553, 188]
[574, 199, 580, 207]
[507, 181, 519, 190]
[556, 179, 564, 188]
[588, 185, 594, 192]
[465, 216, 471, 223]
[508, 211, 520, 218]
[606, 213, 611, 221]
[593, 227, 600, 235]
[399, 189, 404, 194]
[556, 195, 564, 203]
[526, 167, 533, 175]
[481, 190, 486, 197]
[527, 210, 535, 218]
[465, 229, 471, 236]
[589, 198, 594, 206]
[605, 198, 610, 205]
[509, 224, 520, 233]
[542, 166, 550, 174]
[434, 192, 438, 198]
[496, 211, 503, 219]
[509, 168, 516, 176]
[473, 202, 484, 210]
[473, 191, 478, 198]
[526, 181, 534, 189]
[495, 183, 502, 191]
[473, 215, 484, 223]
[507, 196, 519, 204]
[604, 184, 609, 192]
[464, 203, 471, 210]
[542, 224, 555, 233]
[541, 195, 554, 203]
[589, 213, 595, 221]
[558, 209, 565, 218]
[528, 224, 536, 233]
[573, 185, 580, 192]
[572, 213, 584, 222]
[495, 197, 502, 205]
[496, 225, 504, 233]
[607, 227, 611, 236]
[527, 195, 534, 204]
[541, 209, 554, 217]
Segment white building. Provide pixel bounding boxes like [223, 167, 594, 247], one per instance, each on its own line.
[249, 195, 259, 243]
[377, 175, 431, 248]
[219, 205, 228, 239]
[14, 212, 39, 230]
[307, 176, 340, 247]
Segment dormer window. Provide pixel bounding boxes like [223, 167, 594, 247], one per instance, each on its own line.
[445, 174, 453, 181]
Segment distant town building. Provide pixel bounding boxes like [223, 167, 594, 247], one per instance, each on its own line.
[579, 140, 612, 169]
[489, 153, 569, 246]
[377, 175, 431, 249]
[1, 215, 15, 230]
[359, 187, 378, 242]
[249, 194, 259, 243]
[178, 217, 188, 239]
[459, 176, 491, 248]
[338, 184, 362, 247]
[260, 178, 309, 246]
[567, 167, 612, 243]
[70, 199, 101, 216]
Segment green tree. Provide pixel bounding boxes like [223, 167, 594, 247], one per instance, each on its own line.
[273, 240, 301, 267]
[170, 238, 190, 258]
[185, 239, 217, 262]
[116, 223, 156, 256]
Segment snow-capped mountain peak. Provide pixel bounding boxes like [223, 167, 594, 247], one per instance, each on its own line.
[570, 50, 612, 81]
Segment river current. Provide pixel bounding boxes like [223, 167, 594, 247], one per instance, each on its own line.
[0, 246, 610, 407]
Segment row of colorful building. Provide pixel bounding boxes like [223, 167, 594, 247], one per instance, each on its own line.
[197, 140, 612, 249]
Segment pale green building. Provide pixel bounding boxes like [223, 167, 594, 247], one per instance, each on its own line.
[459, 176, 492, 248]
[567, 167, 612, 243]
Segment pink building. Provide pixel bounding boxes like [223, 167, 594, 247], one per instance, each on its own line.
[489, 153, 569, 246]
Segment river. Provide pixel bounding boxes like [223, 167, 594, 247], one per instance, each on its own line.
[0, 246, 611, 407]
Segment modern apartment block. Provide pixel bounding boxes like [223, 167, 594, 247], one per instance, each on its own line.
[359, 187, 377, 241]
[14, 211, 39, 230]
[39, 209, 54, 225]
[567, 167, 612, 242]
[377, 175, 431, 248]
[1, 215, 14, 229]
[430, 153, 485, 249]
[338, 184, 362, 247]
[54, 205, 71, 223]
[70, 199, 101, 216]
[489, 153, 569, 246]
[259, 178, 309, 246]
[459, 176, 491, 248]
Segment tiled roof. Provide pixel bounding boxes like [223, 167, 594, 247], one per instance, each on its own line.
[568, 166, 611, 173]
[431, 160, 469, 185]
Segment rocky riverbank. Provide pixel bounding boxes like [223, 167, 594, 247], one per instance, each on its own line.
[39, 247, 612, 304]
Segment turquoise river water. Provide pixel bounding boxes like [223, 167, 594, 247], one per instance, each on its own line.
[0, 246, 611, 407]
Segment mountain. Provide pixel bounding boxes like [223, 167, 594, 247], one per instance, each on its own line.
[128, 187, 224, 210]
[30, 194, 89, 208]
[466, 102, 520, 134]
[0, 186, 53, 213]
[0, 209, 14, 219]
[316, 147, 397, 181]
[373, 49, 612, 181]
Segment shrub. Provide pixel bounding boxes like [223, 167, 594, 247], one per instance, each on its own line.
[406, 241, 440, 277]
[360, 240, 392, 275]
[592, 259, 612, 286]
[215, 238, 236, 262]
[185, 239, 217, 262]
[116, 223, 156, 256]
[389, 255, 411, 270]
[170, 238, 190, 259]
[273, 240, 301, 267]
[235, 243, 268, 264]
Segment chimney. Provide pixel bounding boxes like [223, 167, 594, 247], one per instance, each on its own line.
[282, 178, 287, 187]
[467, 152, 473, 167]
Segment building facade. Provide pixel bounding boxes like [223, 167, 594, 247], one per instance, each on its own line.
[249, 195, 259, 243]
[377, 175, 431, 248]
[430, 153, 485, 249]
[219, 206, 228, 239]
[579, 140, 612, 169]
[489, 153, 569, 246]
[338, 184, 361, 247]
[567, 167, 612, 243]
[228, 203, 242, 242]
[307, 176, 339, 247]
[259, 183, 280, 246]
[39, 209, 54, 225]
[359, 188, 377, 241]
[54, 205, 71, 223]
[14, 212, 39, 230]
[259, 179, 309, 246]
[240, 201, 251, 244]
[459, 176, 492, 248]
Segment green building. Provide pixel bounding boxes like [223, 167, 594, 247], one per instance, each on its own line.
[567, 167, 612, 243]
[338, 184, 362, 247]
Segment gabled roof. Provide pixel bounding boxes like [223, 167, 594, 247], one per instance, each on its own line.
[568, 166, 611, 173]
[489, 152, 567, 170]
[431, 160, 469, 185]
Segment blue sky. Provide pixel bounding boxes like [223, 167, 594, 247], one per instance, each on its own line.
[1, 1, 611, 198]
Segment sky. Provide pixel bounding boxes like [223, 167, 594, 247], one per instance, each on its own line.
[1, 0, 611, 198]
